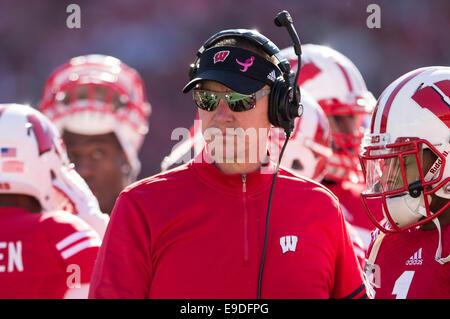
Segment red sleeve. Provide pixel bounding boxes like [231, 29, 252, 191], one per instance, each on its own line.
[44, 211, 101, 284]
[332, 206, 369, 299]
[345, 220, 367, 271]
[88, 191, 152, 299]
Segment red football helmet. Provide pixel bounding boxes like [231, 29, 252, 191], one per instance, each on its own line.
[280, 44, 376, 184]
[39, 54, 151, 178]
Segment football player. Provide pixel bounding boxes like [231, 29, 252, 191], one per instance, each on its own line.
[0, 104, 106, 298]
[361, 66, 450, 298]
[279, 44, 378, 250]
[269, 89, 366, 265]
[39, 54, 151, 215]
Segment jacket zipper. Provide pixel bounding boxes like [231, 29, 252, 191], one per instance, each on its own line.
[242, 174, 249, 264]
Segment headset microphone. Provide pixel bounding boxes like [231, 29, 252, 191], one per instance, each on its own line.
[274, 11, 302, 56]
[258, 10, 303, 299]
[274, 10, 302, 116]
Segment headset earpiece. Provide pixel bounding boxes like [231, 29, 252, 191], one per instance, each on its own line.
[268, 77, 284, 127]
[268, 76, 300, 133]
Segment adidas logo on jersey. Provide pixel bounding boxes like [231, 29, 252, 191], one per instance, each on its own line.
[267, 70, 276, 82]
[406, 248, 423, 266]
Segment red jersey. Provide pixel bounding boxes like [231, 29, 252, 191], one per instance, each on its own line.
[326, 180, 378, 250]
[0, 207, 101, 298]
[366, 225, 450, 299]
[89, 156, 367, 299]
[345, 220, 367, 270]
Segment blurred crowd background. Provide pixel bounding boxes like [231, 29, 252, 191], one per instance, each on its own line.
[1, 0, 449, 178]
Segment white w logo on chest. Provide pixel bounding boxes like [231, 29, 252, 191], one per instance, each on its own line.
[279, 235, 298, 254]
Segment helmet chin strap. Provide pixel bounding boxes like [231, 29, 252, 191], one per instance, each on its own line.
[385, 193, 426, 228]
[431, 217, 450, 265]
[386, 194, 449, 264]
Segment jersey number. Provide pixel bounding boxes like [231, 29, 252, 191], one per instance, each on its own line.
[392, 271, 415, 299]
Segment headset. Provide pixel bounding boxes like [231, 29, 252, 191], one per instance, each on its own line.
[188, 11, 303, 299]
[188, 11, 303, 135]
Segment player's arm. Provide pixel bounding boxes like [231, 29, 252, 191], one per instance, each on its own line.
[45, 212, 101, 299]
[88, 191, 152, 299]
[53, 166, 109, 238]
[345, 220, 367, 270]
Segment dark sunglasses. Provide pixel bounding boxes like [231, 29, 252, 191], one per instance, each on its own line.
[192, 88, 271, 112]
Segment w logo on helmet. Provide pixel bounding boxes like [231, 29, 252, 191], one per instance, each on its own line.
[213, 50, 230, 64]
[27, 114, 55, 155]
[298, 62, 322, 85]
[412, 79, 450, 128]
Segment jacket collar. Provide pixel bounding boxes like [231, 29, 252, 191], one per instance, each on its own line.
[191, 149, 277, 196]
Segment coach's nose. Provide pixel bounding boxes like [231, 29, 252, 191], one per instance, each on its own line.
[212, 98, 234, 125]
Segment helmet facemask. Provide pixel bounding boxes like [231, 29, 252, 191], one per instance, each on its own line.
[39, 55, 151, 181]
[360, 137, 450, 233]
[321, 98, 370, 184]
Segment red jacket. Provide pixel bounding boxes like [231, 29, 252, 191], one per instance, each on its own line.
[89, 155, 366, 299]
[327, 181, 380, 248]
